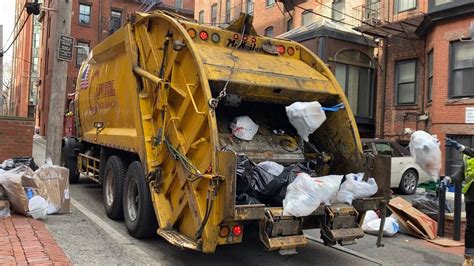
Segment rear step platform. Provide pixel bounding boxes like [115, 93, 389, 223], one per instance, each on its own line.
[157, 229, 199, 251]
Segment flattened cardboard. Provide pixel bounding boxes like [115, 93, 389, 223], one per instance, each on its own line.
[389, 197, 437, 240]
[35, 165, 70, 214]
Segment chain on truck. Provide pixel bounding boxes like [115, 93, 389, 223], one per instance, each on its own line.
[61, 11, 391, 254]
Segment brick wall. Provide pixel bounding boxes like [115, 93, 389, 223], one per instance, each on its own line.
[0, 117, 34, 161]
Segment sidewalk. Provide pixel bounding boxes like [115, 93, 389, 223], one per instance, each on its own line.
[0, 215, 70, 265]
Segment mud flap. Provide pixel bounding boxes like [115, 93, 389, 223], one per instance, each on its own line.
[259, 207, 307, 254]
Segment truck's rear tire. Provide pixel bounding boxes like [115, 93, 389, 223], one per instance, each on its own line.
[103, 156, 126, 220]
[123, 161, 157, 238]
[64, 157, 79, 184]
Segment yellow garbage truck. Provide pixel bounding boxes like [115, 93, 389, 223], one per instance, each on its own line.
[62, 11, 389, 254]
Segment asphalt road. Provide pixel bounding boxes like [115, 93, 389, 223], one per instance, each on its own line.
[33, 139, 463, 265]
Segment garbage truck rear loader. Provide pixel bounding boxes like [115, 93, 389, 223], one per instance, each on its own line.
[62, 11, 389, 254]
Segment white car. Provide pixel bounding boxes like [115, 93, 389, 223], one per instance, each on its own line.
[362, 139, 431, 195]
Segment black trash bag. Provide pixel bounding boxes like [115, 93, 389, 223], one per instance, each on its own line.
[258, 162, 313, 206]
[236, 155, 275, 194]
[1, 157, 38, 171]
[236, 193, 262, 205]
[412, 192, 453, 220]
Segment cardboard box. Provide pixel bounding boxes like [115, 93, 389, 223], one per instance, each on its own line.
[0, 166, 47, 215]
[35, 165, 70, 214]
[388, 197, 437, 240]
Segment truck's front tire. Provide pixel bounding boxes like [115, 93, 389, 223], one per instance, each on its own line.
[103, 156, 126, 220]
[123, 161, 157, 238]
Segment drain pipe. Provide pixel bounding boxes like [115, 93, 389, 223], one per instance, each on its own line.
[379, 37, 388, 138]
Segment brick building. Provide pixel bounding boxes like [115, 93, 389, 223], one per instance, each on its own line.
[356, 0, 474, 175]
[36, 0, 194, 136]
[10, 0, 42, 118]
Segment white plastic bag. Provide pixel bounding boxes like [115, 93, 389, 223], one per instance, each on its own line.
[362, 217, 399, 237]
[283, 173, 321, 217]
[313, 175, 344, 204]
[258, 161, 284, 176]
[230, 116, 259, 141]
[409, 131, 441, 181]
[28, 196, 48, 220]
[335, 173, 378, 204]
[362, 210, 379, 225]
[283, 173, 343, 217]
[285, 101, 326, 142]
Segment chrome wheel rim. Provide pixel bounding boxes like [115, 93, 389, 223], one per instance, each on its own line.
[127, 178, 139, 222]
[105, 170, 114, 206]
[403, 172, 416, 192]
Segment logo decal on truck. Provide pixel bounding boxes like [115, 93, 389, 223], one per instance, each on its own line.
[226, 39, 263, 52]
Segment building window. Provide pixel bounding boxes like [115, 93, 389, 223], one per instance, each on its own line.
[427, 50, 433, 102]
[332, 0, 345, 21]
[246, 0, 254, 14]
[176, 0, 183, 9]
[198, 10, 204, 24]
[225, 0, 231, 23]
[76, 41, 90, 67]
[286, 18, 293, 31]
[266, 0, 275, 7]
[302, 10, 314, 26]
[395, 59, 417, 105]
[264, 26, 273, 37]
[365, 0, 381, 20]
[109, 10, 122, 34]
[79, 3, 91, 25]
[450, 41, 474, 98]
[394, 0, 416, 13]
[334, 50, 374, 118]
[211, 4, 217, 26]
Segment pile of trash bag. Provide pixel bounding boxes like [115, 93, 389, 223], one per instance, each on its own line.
[1, 157, 38, 171]
[236, 155, 379, 217]
[412, 192, 453, 220]
[236, 155, 313, 206]
[0, 159, 71, 220]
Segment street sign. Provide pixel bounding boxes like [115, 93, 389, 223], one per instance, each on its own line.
[57, 35, 74, 61]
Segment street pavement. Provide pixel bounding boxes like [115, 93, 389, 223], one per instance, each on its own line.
[33, 138, 464, 265]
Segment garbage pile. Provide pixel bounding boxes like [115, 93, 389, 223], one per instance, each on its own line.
[362, 210, 399, 237]
[0, 158, 70, 220]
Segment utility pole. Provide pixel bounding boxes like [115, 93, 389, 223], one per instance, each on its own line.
[45, 0, 73, 164]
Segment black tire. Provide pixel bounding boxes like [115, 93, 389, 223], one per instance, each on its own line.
[103, 156, 126, 220]
[61, 147, 79, 184]
[123, 161, 158, 238]
[399, 169, 418, 195]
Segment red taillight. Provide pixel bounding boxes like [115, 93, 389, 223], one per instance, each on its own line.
[199, 31, 209, 40]
[233, 33, 239, 40]
[277, 45, 285, 55]
[287, 47, 295, 55]
[232, 225, 243, 237]
[251, 37, 257, 43]
[219, 226, 230, 237]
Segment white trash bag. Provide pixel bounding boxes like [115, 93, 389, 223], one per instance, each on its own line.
[335, 173, 378, 204]
[362, 210, 380, 225]
[257, 161, 284, 176]
[28, 196, 48, 220]
[230, 116, 259, 141]
[283, 173, 343, 217]
[285, 101, 326, 142]
[313, 175, 344, 205]
[283, 173, 322, 217]
[362, 217, 399, 237]
[409, 131, 441, 181]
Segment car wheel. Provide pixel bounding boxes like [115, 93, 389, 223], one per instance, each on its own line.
[399, 169, 418, 195]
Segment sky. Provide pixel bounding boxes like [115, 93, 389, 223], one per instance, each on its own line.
[0, 0, 16, 68]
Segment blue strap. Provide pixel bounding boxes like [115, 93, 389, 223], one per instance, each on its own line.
[321, 103, 344, 112]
